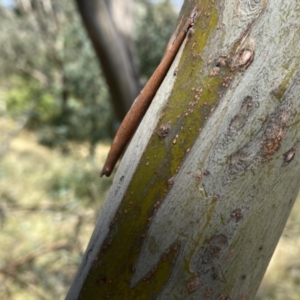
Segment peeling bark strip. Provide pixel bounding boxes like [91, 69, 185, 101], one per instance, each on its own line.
[67, 1, 300, 300]
[100, 6, 199, 177]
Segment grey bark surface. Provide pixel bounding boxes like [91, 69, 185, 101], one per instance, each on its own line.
[76, 0, 140, 121]
[67, 1, 300, 299]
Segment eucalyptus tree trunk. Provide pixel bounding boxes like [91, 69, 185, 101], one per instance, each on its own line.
[67, 0, 300, 299]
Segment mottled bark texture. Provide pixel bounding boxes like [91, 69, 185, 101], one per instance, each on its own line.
[67, 1, 300, 299]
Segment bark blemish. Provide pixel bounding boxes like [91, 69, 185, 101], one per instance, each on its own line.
[173, 67, 179, 76]
[96, 275, 107, 286]
[283, 148, 296, 165]
[229, 147, 255, 174]
[204, 286, 213, 298]
[229, 96, 254, 132]
[240, 274, 246, 280]
[157, 124, 170, 138]
[172, 134, 179, 144]
[230, 47, 255, 70]
[261, 110, 288, 161]
[230, 208, 243, 222]
[202, 234, 228, 262]
[222, 76, 233, 88]
[186, 274, 201, 293]
[220, 95, 256, 160]
[192, 171, 203, 185]
[229, 101, 294, 175]
[167, 176, 174, 187]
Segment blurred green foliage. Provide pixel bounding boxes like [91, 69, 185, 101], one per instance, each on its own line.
[135, 0, 177, 80]
[0, 0, 177, 154]
[0, 0, 111, 154]
[0, 130, 109, 300]
[6, 76, 58, 121]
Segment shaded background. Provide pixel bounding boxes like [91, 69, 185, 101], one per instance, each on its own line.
[0, 0, 299, 299]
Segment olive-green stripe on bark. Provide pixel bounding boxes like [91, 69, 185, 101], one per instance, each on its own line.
[78, 1, 233, 299]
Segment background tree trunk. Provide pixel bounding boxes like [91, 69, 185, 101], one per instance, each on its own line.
[67, 0, 300, 299]
[76, 0, 141, 121]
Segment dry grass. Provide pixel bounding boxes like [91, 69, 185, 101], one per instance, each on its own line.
[0, 126, 112, 299]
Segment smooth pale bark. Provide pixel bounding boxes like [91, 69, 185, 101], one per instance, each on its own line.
[67, 0, 300, 299]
